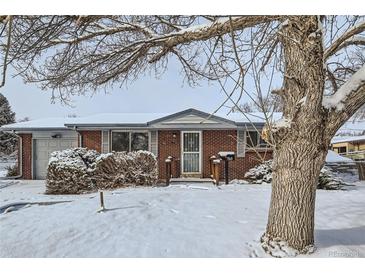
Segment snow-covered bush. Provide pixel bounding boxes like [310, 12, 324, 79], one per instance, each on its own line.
[94, 151, 158, 189]
[46, 148, 158, 194]
[129, 151, 158, 186]
[243, 160, 346, 190]
[317, 166, 346, 190]
[46, 148, 99, 194]
[93, 152, 129, 189]
[244, 160, 273, 184]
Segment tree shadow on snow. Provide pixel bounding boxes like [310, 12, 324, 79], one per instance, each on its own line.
[315, 225, 365, 248]
[102, 205, 144, 212]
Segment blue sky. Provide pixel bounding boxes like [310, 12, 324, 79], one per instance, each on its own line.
[1, 60, 234, 121]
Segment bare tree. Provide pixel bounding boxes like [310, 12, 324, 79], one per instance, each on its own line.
[235, 94, 283, 113]
[1, 15, 365, 255]
[0, 93, 16, 154]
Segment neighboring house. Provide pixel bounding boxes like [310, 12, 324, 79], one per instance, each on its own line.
[331, 135, 365, 160]
[0, 108, 278, 181]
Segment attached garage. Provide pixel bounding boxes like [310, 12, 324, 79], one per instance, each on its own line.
[33, 133, 78, 179]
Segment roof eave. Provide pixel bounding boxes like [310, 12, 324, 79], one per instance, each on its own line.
[148, 108, 237, 126]
[64, 123, 148, 128]
[235, 122, 266, 127]
[0, 127, 70, 132]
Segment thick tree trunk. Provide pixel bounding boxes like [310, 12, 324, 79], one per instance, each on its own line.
[262, 16, 330, 256]
[263, 137, 328, 255]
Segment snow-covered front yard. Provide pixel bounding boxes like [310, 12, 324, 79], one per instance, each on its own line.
[0, 179, 364, 258]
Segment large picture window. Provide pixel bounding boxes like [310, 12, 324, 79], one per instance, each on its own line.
[112, 131, 149, 152]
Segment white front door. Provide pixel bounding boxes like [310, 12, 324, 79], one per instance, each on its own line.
[181, 131, 201, 174]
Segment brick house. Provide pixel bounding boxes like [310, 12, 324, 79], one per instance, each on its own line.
[1, 108, 276, 180]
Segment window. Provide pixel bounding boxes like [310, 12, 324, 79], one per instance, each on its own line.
[247, 131, 258, 147]
[259, 135, 268, 147]
[246, 130, 268, 148]
[112, 132, 129, 152]
[131, 132, 149, 151]
[337, 146, 347, 154]
[112, 131, 149, 152]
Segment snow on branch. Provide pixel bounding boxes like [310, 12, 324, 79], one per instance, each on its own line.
[322, 64, 365, 110]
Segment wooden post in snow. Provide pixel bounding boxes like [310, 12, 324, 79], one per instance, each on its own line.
[165, 157, 172, 186]
[97, 191, 105, 213]
[212, 159, 221, 185]
[209, 155, 217, 178]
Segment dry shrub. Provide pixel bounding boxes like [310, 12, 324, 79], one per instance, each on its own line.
[46, 148, 158, 194]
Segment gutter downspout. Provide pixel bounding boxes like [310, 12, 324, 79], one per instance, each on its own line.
[75, 126, 82, 147]
[0, 131, 22, 180]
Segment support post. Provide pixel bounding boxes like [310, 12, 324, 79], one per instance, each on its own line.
[175, 158, 181, 178]
[100, 191, 105, 209]
[97, 191, 105, 213]
[212, 159, 221, 185]
[209, 155, 217, 178]
[165, 158, 172, 186]
[224, 159, 229, 185]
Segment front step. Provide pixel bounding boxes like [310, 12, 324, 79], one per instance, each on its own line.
[169, 177, 214, 184]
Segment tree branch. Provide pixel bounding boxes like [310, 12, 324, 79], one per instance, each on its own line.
[0, 16, 12, 88]
[325, 64, 365, 136]
[324, 21, 365, 60]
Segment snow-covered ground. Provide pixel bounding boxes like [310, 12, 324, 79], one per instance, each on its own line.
[326, 150, 353, 163]
[0, 177, 364, 258]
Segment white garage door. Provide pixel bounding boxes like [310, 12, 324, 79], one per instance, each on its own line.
[34, 138, 78, 179]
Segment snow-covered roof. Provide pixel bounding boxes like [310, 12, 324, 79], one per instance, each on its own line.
[0, 117, 73, 131]
[331, 135, 365, 144]
[3, 108, 362, 136]
[325, 150, 354, 163]
[64, 110, 282, 127]
[0, 108, 282, 131]
[336, 119, 365, 136]
[65, 112, 171, 127]
[214, 111, 282, 124]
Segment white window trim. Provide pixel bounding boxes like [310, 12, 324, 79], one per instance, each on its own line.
[101, 130, 110, 153]
[237, 129, 246, 158]
[110, 130, 150, 152]
[180, 131, 202, 174]
[148, 130, 158, 156]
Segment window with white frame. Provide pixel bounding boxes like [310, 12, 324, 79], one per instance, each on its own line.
[246, 130, 268, 148]
[111, 131, 149, 152]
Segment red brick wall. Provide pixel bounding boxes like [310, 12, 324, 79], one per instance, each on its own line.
[19, 133, 32, 179]
[79, 131, 102, 152]
[157, 129, 272, 180]
[158, 130, 181, 179]
[202, 130, 272, 180]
